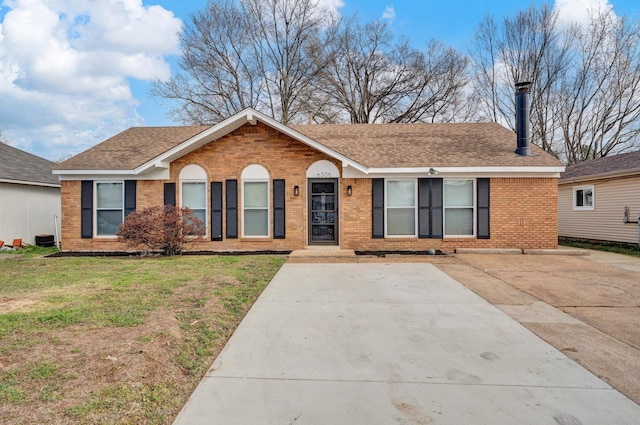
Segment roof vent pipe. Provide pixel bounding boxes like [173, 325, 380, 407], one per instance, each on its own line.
[515, 81, 533, 156]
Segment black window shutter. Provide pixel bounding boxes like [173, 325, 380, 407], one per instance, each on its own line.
[124, 180, 136, 217]
[211, 182, 223, 241]
[164, 183, 176, 206]
[372, 179, 384, 238]
[477, 178, 490, 239]
[273, 179, 286, 239]
[431, 179, 444, 238]
[226, 179, 238, 239]
[81, 180, 93, 239]
[418, 179, 430, 238]
[418, 178, 443, 238]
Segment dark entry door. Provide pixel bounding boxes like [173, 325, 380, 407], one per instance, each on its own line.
[308, 179, 338, 245]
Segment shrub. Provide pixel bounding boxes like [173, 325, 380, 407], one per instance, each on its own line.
[117, 205, 205, 255]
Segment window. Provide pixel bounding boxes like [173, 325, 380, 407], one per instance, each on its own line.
[182, 182, 207, 223]
[180, 165, 208, 233]
[386, 179, 417, 237]
[444, 180, 474, 236]
[242, 165, 269, 237]
[573, 185, 594, 210]
[95, 182, 123, 236]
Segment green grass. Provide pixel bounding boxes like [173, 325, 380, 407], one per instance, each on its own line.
[0, 254, 286, 424]
[0, 245, 58, 257]
[559, 238, 640, 258]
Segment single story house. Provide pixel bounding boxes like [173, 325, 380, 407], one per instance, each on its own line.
[559, 150, 640, 245]
[0, 142, 61, 246]
[53, 88, 565, 253]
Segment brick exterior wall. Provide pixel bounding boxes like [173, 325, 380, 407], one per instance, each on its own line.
[60, 123, 558, 252]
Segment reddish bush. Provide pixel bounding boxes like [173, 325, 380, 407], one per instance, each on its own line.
[117, 205, 205, 255]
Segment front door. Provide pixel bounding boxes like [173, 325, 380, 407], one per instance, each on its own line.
[308, 179, 338, 245]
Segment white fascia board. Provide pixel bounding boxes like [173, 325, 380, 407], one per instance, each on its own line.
[54, 168, 170, 181]
[136, 108, 368, 175]
[0, 178, 61, 188]
[343, 166, 564, 179]
[52, 108, 369, 179]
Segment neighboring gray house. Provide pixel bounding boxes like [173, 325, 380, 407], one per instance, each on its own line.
[558, 150, 640, 245]
[0, 143, 61, 246]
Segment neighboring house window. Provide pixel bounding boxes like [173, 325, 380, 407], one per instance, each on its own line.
[573, 185, 594, 210]
[95, 182, 123, 236]
[242, 164, 270, 237]
[444, 179, 475, 236]
[386, 179, 417, 237]
[180, 165, 208, 233]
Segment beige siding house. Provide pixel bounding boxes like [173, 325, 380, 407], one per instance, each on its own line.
[558, 150, 640, 245]
[0, 143, 61, 246]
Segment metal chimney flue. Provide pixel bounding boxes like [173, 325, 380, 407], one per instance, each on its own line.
[515, 81, 532, 156]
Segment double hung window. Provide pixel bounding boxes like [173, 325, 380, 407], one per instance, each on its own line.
[385, 179, 417, 237]
[95, 182, 123, 236]
[242, 165, 270, 237]
[444, 180, 474, 236]
[180, 165, 208, 233]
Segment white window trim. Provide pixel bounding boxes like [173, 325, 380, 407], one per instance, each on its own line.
[384, 179, 418, 238]
[241, 179, 270, 238]
[573, 185, 595, 211]
[443, 179, 476, 238]
[94, 181, 124, 238]
[179, 165, 208, 236]
[180, 180, 208, 235]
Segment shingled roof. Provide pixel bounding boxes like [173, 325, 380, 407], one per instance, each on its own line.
[54, 109, 563, 172]
[0, 142, 59, 186]
[291, 122, 562, 168]
[560, 150, 640, 181]
[55, 126, 210, 170]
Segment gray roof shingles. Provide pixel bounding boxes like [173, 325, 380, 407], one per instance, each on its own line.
[560, 150, 640, 181]
[0, 143, 59, 186]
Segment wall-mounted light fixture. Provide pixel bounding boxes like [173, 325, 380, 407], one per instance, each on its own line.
[294, 185, 299, 196]
[428, 167, 439, 176]
[347, 185, 352, 196]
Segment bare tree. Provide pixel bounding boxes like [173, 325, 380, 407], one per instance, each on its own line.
[152, 0, 333, 125]
[469, 4, 572, 156]
[469, 4, 640, 162]
[0, 129, 9, 145]
[308, 18, 469, 124]
[557, 13, 640, 164]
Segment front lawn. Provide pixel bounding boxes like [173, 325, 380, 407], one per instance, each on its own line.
[0, 252, 285, 424]
[559, 238, 640, 258]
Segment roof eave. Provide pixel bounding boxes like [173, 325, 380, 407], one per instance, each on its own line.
[345, 166, 565, 178]
[134, 108, 369, 175]
[0, 178, 61, 188]
[560, 167, 640, 184]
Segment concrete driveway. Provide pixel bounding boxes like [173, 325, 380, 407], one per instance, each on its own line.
[173, 262, 640, 424]
[439, 250, 640, 407]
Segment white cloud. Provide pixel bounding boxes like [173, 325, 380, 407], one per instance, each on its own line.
[554, 0, 614, 25]
[0, 0, 181, 160]
[382, 5, 396, 22]
[316, 0, 345, 16]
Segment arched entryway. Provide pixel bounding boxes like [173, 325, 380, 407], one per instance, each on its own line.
[306, 160, 340, 245]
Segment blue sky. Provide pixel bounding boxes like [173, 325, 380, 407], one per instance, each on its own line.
[1, 0, 639, 161]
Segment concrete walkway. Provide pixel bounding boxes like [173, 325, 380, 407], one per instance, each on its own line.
[173, 263, 640, 424]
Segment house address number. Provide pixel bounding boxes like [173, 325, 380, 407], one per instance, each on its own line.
[316, 171, 334, 177]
